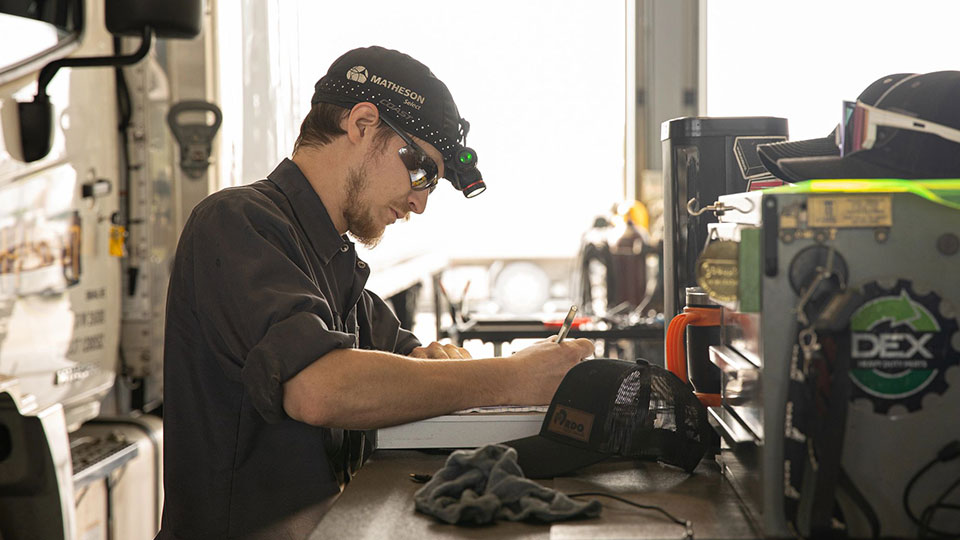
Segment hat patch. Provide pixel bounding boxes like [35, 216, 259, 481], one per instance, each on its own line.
[346, 65, 368, 83]
[344, 66, 426, 110]
[547, 405, 594, 442]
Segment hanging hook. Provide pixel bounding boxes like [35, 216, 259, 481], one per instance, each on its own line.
[686, 197, 755, 217]
[687, 198, 709, 216]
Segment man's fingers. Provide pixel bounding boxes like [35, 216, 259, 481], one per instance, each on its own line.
[425, 341, 450, 359]
[441, 343, 473, 359]
[563, 338, 595, 359]
[409, 341, 472, 359]
[442, 344, 459, 358]
[439, 343, 462, 359]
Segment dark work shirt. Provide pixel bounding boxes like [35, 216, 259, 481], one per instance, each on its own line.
[158, 159, 421, 539]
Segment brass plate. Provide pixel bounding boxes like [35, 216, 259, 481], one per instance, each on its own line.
[696, 240, 739, 303]
[807, 195, 892, 228]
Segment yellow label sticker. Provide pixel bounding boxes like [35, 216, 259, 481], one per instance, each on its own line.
[808, 195, 892, 228]
[547, 405, 594, 442]
[109, 225, 126, 257]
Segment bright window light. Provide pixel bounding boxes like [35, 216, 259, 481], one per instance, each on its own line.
[705, 0, 960, 142]
[233, 0, 626, 263]
[0, 14, 60, 73]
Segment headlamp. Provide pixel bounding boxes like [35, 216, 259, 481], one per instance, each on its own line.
[446, 148, 485, 198]
[445, 118, 485, 197]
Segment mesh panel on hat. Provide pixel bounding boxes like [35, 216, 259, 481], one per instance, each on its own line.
[598, 363, 713, 471]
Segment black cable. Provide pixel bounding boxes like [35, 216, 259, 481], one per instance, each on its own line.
[932, 476, 960, 511]
[567, 491, 692, 536]
[904, 460, 940, 524]
[903, 441, 960, 538]
[113, 34, 133, 250]
[838, 469, 880, 539]
[918, 475, 960, 539]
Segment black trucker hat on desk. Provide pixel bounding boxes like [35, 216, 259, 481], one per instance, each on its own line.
[757, 71, 960, 181]
[503, 359, 716, 479]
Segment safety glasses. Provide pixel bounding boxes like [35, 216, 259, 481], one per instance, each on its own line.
[840, 100, 960, 156]
[378, 115, 439, 192]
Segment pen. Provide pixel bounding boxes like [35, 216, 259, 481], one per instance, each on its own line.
[557, 305, 578, 342]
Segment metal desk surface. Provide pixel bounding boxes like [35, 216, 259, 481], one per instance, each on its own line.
[309, 450, 760, 540]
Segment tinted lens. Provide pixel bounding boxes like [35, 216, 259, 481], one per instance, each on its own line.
[841, 100, 871, 156]
[397, 145, 438, 191]
[841, 100, 856, 155]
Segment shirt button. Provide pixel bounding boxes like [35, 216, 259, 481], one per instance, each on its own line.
[340, 244, 349, 253]
[357, 261, 366, 269]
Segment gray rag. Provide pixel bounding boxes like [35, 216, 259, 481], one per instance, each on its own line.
[413, 444, 602, 525]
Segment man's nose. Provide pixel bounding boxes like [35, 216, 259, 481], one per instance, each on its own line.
[407, 188, 428, 215]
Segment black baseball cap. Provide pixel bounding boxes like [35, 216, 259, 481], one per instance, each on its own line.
[311, 46, 485, 197]
[757, 71, 960, 182]
[503, 359, 717, 479]
[756, 73, 914, 180]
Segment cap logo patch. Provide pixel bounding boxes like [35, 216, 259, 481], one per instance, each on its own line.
[547, 405, 594, 442]
[346, 66, 368, 83]
[368, 74, 426, 109]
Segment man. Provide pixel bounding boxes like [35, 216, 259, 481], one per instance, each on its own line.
[158, 46, 594, 539]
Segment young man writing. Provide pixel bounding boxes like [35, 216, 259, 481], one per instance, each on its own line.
[158, 46, 593, 539]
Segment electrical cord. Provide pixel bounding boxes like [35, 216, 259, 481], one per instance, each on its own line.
[903, 440, 960, 538]
[567, 491, 693, 538]
[407, 473, 693, 536]
[838, 469, 880, 539]
[918, 476, 960, 539]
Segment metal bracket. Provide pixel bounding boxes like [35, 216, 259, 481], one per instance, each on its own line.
[167, 100, 222, 179]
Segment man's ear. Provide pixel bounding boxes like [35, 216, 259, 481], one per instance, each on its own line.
[343, 102, 380, 144]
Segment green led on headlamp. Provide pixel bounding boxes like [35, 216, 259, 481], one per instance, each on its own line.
[457, 148, 476, 165]
[447, 146, 484, 198]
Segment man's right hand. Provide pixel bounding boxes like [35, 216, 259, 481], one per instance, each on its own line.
[507, 338, 594, 405]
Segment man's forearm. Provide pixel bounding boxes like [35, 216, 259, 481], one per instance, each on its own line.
[282, 348, 519, 430]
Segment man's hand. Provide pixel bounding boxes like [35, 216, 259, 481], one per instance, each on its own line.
[508, 338, 594, 405]
[409, 341, 473, 359]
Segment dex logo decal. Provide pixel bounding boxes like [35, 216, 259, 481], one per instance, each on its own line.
[848, 281, 959, 412]
[852, 332, 934, 361]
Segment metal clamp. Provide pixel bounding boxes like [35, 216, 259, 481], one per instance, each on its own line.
[792, 246, 845, 326]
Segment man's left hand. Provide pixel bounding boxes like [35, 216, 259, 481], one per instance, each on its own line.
[409, 341, 472, 359]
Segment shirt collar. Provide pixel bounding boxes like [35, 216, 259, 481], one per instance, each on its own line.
[267, 158, 351, 264]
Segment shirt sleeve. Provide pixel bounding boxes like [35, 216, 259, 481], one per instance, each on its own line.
[357, 289, 422, 356]
[185, 190, 356, 423]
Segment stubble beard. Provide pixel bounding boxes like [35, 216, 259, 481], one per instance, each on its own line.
[343, 164, 385, 248]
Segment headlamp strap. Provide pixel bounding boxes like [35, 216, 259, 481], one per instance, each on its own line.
[459, 118, 470, 145]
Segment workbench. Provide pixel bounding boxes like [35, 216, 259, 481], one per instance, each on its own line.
[308, 450, 760, 539]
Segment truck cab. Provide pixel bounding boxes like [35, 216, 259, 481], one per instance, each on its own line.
[0, 1, 208, 538]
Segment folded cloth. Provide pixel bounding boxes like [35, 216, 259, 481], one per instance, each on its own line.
[414, 444, 602, 525]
